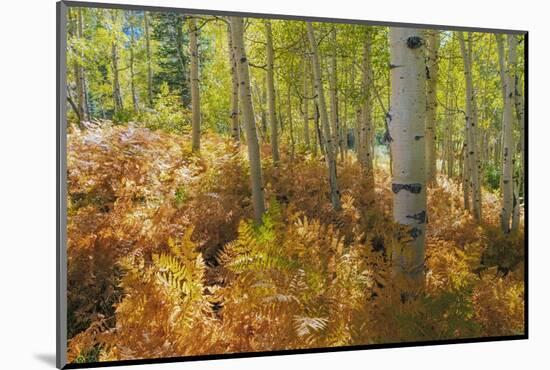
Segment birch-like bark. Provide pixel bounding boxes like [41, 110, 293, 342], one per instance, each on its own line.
[303, 56, 311, 150]
[462, 136, 471, 210]
[288, 81, 296, 161]
[389, 28, 427, 285]
[458, 32, 482, 220]
[313, 101, 321, 157]
[307, 22, 341, 211]
[342, 63, 349, 160]
[111, 12, 123, 114]
[253, 79, 267, 142]
[129, 18, 139, 112]
[227, 24, 240, 144]
[443, 53, 454, 177]
[359, 31, 374, 187]
[329, 28, 343, 160]
[111, 44, 123, 113]
[189, 17, 201, 152]
[510, 35, 524, 234]
[497, 34, 516, 233]
[265, 20, 280, 163]
[76, 8, 88, 124]
[425, 30, 439, 185]
[230, 17, 266, 224]
[144, 12, 153, 107]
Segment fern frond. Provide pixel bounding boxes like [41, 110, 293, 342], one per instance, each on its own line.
[293, 315, 329, 337]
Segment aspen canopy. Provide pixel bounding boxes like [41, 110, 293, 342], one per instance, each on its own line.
[65, 6, 526, 364]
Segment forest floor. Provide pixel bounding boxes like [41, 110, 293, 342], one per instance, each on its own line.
[66, 123, 525, 363]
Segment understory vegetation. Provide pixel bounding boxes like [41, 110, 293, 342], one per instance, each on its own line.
[67, 125, 524, 363]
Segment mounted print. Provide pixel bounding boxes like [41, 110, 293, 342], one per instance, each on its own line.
[56, 1, 528, 368]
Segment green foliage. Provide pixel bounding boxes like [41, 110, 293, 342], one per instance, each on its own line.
[112, 108, 135, 124]
[151, 12, 189, 104]
[174, 184, 188, 206]
[484, 162, 501, 191]
[139, 83, 190, 133]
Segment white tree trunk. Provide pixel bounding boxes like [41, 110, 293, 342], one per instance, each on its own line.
[303, 57, 311, 150]
[329, 28, 342, 160]
[425, 30, 439, 185]
[496, 34, 516, 233]
[76, 8, 88, 123]
[389, 28, 427, 285]
[265, 20, 280, 163]
[227, 23, 240, 144]
[510, 35, 524, 234]
[359, 31, 374, 187]
[462, 136, 471, 210]
[230, 17, 266, 223]
[144, 12, 153, 107]
[189, 17, 201, 152]
[458, 32, 482, 220]
[129, 16, 139, 113]
[307, 22, 341, 211]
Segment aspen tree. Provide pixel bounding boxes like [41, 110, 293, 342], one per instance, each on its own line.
[462, 130, 471, 211]
[68, 8, 86, 128]
[307, 22, 341, 211]
[189, 17, 201, 152]
[111, 11, 123, 114]
[288, 81, 296, 161]
[342, 63, 350, 160]
[264, 85, 271, 141]
[496, 34, 516, 233]
[442, 47, 454, 178]
[76, 8, 88, 123]
[458, 32, 482, 220]
[425, 30, 439, 185]
[359, 31, 374, 187]
[265, 20, 280, 163]
[313, 85, 322, 157]
[128, 14, 139, 112]
[227, 23, 240, 144]
[355, 108, 362, 159]
[230, 17, 266, 224]
[303, 56, 311, 150]
[389, 27, 427, 285]
[329, 28, 342, 160]
[144, 12, 153, 107]
[509, 35, 524, 234]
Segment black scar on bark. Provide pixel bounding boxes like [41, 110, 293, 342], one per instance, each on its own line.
[383, 112, 393, 143]
[392, 183, 422, 194]
[406, 36, 424, 49]
[409, 227, 423, 239]
[383, 131, 393, 143]
[240, 57, 247, 63]
[415, 135, 424, 140]
[406, 210, 426, 224]
[426, 66, 431, 80]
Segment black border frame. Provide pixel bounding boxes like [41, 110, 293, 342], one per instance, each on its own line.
[56, 1, 529, 368]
